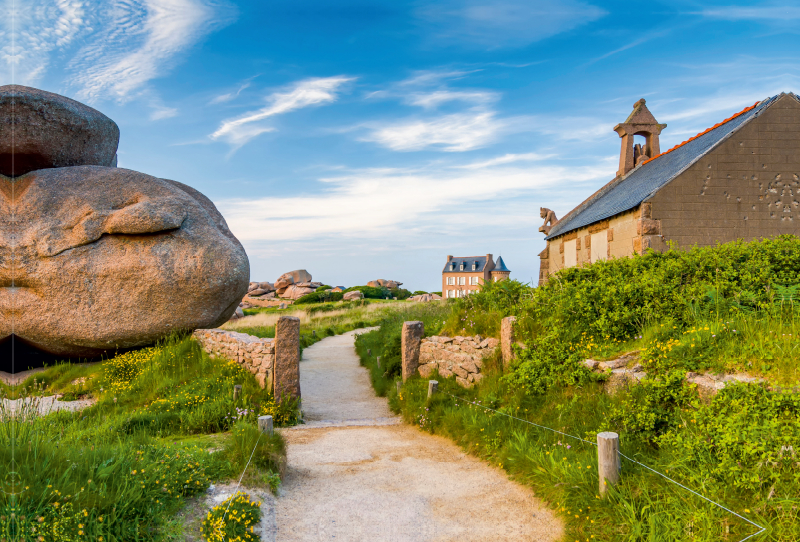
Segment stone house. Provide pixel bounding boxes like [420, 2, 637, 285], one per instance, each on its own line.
[539, 93, 800, 285]
[442, 254, 510, 298]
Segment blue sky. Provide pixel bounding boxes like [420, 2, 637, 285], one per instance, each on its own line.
[8, 0, 800, 290]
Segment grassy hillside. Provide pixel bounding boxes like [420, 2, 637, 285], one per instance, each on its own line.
[357, 236, 800, 542]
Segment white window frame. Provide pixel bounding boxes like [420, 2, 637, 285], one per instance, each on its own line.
[470, 276, 479, 285]
[446, 276, 455, 285]
[458, 276, 466, 285]
[564, 239, 577, 268]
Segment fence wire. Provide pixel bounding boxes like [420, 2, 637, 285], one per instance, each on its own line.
[437, 389, 766, 542]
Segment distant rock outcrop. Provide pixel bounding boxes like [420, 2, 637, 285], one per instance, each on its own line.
[367, 279, 403, 289]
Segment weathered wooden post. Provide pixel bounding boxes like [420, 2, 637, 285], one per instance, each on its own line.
[500, 316, 517, 369]
[395, 381, 401, 394]
[427, 380, 438, 399]
[401, 321, 424, 382]
[368, 348, 372, 356]
[312, 330, 316, 337]
[258, 415, 274, 436]
[274, 316, 301, 404]
[597, 432, 621, 495]
[233, 384, 242, 401]
[376, 356, 381, 368]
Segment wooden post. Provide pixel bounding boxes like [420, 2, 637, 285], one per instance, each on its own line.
[597, 432, 621, 495]
[233, 384, 242, 401]
[312, 330, 316, 337]
[500, 316, 517, 369]
[376, 356, 381, 368]
[258, 415, 274, 436]
[395, 381, 401, 394]
[368, 348, 372, 356]
[427, 380, 438, 399]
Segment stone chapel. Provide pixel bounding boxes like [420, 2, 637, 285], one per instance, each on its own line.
[538, 93, 800, 285]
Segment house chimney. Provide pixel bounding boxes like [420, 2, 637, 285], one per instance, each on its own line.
[614, 99, 666, 177]
[486, 254, 493, 265]
[447, 255, 453, 262]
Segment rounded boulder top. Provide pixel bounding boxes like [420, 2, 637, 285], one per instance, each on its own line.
[0, 85, 120, 177]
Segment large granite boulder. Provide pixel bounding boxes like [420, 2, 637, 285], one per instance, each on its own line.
[1, 166, 249, 357]
[275, 269, 311, 289]
[0, 85, 119, 177]
[0, 166, 250, 356]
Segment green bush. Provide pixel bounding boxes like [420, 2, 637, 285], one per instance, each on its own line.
[412, 290, 428, 296]
[343, 285, 389, 299]
[315, 284, 332, 292]
[391, 287, 412, 300]
[294, 291, 344, 304]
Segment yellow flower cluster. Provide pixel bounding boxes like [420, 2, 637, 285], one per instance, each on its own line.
[203, 491, 262, 542]
[103, 347, 160, 394]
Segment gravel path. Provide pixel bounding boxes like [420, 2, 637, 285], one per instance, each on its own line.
[270, 328, 563, 542]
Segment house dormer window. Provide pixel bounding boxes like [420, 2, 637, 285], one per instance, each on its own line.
[460, 263, 465, 271]
[472, 262, 478, 270]
[450, 263, 456, 271]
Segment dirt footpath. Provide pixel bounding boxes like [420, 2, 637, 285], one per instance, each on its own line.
[273, 329, 563, 542]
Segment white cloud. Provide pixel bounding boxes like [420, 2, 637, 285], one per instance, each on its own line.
[0, 0, 232, 97]
[406, 89, 497, 109]
[209, 80, 252, 104]
[211, 76, 355, 148]
[216, 159, 607, 244]
[0, 0, 86, 85]
[150, 105, 178, 120]
[71, 0, 229, 101]
[416, 0, 606, 49]
[699, 5, 800, 21]
[452, 152, 554, 169]
[362, 110, 505, 152]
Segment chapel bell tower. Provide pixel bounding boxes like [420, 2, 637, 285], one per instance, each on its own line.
[614, 98, 667, 177]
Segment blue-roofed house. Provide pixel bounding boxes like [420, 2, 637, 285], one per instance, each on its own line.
[538, 93, 800, 285]
[441, 254, 511, 298]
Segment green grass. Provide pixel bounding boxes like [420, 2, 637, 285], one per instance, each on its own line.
[1, 335, 289, 541]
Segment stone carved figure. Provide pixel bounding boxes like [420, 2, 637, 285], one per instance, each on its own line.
[0, 85, 249, 359]
[633, 143, 648, 166]
[538, 207, 558, 235]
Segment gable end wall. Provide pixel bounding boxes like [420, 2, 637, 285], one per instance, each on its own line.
[648, 95, 800, 247]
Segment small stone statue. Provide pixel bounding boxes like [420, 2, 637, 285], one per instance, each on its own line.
[538, 207, 558, 235]
[633, 143, 648, 166]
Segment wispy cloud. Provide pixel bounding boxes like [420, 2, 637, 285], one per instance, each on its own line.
[210, 76, 355, 148]
[216, 159, 607, 243]
[362, 110, 505, 152]
[698, 4, 800, 21]
[150, 105, 178, 120]
[209, 79, 254, 105]
[69, 0, 234, 101]
[452, 152, 554, 169]
[406, 89, 497, 109]
[416, 0, 606, 49]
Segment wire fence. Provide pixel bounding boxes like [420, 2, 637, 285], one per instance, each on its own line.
[436, 388, 766, 542]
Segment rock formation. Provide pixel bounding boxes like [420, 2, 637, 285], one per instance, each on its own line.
[367, 279, 402, 289]
[0, 85, 249, 358]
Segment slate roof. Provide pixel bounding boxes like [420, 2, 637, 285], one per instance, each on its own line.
[493, 256, 510, 272]
[443, 256, 489, 273]
[545, 94, 782, 240]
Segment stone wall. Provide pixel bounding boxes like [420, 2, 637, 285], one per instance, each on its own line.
[417, 335, 499, 388]
[193, 329, 275, 390]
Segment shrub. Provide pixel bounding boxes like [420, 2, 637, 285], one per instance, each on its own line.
[391, 287, 412, 300]
[412, 290, 428, 296]
[294, 291, 344, 304]
[343, 285, 389, 299]
[315, 285, 332, 292]
[202, 491, 261, 542]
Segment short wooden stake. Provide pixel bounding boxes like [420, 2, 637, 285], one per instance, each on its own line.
[427, 380, 438, 399]
[597, 432, 621, 495]
[233, 384, 242, 401]
[376, 356, 381, 368]
[258, 415, 274, 436]
[395, 381, 401, 394]
[312, 330, 316, 337]
[368, 348, 372, 356]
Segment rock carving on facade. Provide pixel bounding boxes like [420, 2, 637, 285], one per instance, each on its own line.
[538, 207, 558, 235]
[0, 85, 250, 359]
